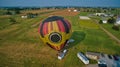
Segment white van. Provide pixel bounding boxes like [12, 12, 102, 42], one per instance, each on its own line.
[58, 49, 68, 60]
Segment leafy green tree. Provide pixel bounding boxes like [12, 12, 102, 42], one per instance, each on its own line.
[5, 10, 12, 15]
[99, 20, 103, 24]
[14, 9, 20, 14]
[107, 17, 116, 24]
[9, 17, 17, 24]
[112, 25, 119, 31]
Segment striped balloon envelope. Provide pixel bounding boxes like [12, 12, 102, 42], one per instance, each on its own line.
[38, 16, 72, 51]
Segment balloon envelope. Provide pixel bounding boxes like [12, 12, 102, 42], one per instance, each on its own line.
[38, 16, 72, 51]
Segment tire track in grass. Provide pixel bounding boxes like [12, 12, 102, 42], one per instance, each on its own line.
[1, 14, 46, 44]
[100, 25, 120, 44]
[0, 17, 40, 43]
[93, 19, 120, 44]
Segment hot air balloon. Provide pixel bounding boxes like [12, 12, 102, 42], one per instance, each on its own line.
[38, 16, 72, 51]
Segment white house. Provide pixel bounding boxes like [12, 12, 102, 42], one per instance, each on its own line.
[95, 13, 106, 16]
[101, 17, 107, 24]
[116, 18, 120, 25]
[73, 9, 77, 12]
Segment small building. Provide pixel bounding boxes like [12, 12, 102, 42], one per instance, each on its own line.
[86, 52, 100, 60]
[102, 20, 107, 24]
[101, 17, 108, 24]
[73, 9, 77, 12]
[95, 13, 106, 16]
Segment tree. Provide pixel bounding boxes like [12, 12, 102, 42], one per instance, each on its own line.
[107, 17, 116, 24]
[112, 25, 119, 31]
[9, 17, 17, 24]
[14, 9, 20, 14]
[99, 20, 103, 24]
[5, 10, 12, 15]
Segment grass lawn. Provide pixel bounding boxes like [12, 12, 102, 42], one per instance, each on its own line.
[79, 12, 94, 16]
[79, 19, 99, 29]
[102, 24, 120, 40]
[0, 11, 120, 67]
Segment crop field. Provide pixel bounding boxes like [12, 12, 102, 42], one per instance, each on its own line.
[0, 9, 120, 67]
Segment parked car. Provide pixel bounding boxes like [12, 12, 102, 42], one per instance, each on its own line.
[77, 52, 89, 64]
[101, 53, 105, 57]
[113, 55, 119, 61]
[107, 55, 112, 59]
[58, 49, 68, 60]
[98, 60, 107, 67]
[63, 49, 68, 53]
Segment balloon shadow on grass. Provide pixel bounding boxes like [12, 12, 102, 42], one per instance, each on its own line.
[67, 31, 86, 49]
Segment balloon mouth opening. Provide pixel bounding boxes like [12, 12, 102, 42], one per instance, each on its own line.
[49, 32, 62, 43]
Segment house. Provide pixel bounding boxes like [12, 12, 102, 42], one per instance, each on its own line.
[86, 52, 100, 60]
[95, 13, 106, 16]
[116, 17, 120, 25]
[102, 20, 107, 24]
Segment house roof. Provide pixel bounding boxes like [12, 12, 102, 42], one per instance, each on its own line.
[86, 52, 100, 56]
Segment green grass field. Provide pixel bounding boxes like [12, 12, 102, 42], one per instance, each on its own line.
[0, 10, 120, 67]
[102, 24, 120, 40]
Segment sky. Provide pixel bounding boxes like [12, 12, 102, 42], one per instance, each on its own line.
[0, 0, 120, 7]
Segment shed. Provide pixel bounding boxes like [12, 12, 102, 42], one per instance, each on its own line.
[102, 20, 107, 24]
